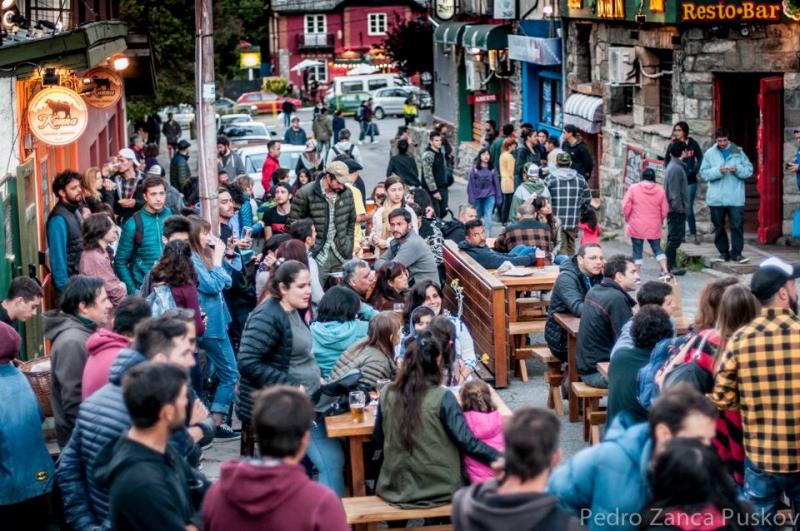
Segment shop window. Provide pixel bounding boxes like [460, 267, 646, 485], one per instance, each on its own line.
[574, 24, 592, 84]
[368, 13, 387, 36]
[308, 64, 328, 83]
[655, 50, 673, 124]
[539, 76, 563, 129]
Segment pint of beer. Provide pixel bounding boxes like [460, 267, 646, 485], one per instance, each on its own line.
[365, 200, 376, 216]
[349, 390, 367, 422]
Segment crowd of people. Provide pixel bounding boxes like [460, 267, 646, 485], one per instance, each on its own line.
[0, 106, 793, 531]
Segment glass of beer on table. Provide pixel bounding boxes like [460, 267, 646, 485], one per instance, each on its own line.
[349, 390, 367, 422]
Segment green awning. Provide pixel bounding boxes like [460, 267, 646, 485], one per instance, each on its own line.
[434, 21, 469, 46]
[462, 24, 512, 50]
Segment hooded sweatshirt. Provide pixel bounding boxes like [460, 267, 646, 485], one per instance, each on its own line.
[453, 479, 584, 531]
[310, 319, 369, 377]
[203, 460, 348, 531]
[463, 410, 505, 483]
[622, 180, 669, 240]
[93, 435, 205, 531]
[81, 328, 131, 400]
[45, 310, 97, 447]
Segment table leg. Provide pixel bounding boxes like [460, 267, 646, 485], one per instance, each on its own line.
[508, 288, 518, 323]
[568, 334, 579, 422]
[348, 435, 367, 497]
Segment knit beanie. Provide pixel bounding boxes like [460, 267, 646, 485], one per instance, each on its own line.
[0, 321, 21, 364]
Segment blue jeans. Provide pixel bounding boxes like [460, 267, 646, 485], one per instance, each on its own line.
[630, 238, 666, 264]
[582, 371, 608, 389]
[308, 417, 345, 497]
[509, 244, 537, 258]
[359, 121, 374, 142]
[553, 255, 569, 265]
[473, 196, 496, 235]
[283, 111, 292, 128]
[199, 336, 238, 415]
[687, 183, 698, 235]
[744, 458, 800, 530]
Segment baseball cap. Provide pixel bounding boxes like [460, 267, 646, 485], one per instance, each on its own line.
[305, 139, 318, 152]
[750, 257, 800, 303]
[334, 154, 363, 173]
[118, 148, 140, 167]
[556, 151, 572, 166]
[146, 164, 163, 176]
[177, 140, 191, 150]
[526, 163, 541, 177]
[324, 161, 350, 184]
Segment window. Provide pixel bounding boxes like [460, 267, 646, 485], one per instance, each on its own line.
[368, 13, 387, 35]
[367, 78, 388, 91]
[305, 14, 326, 34]
[538, 76, 563, 128]
[656, 50, 673, 123]
[308, 64, 328, 83]
[609, 85, 634, 116]
[341, 80, 363, 94]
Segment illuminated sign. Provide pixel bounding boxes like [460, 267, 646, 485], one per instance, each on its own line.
[681, 1, 783, 22]
[82, 67, 122, 108]
[597, 0, 625, 18]
[27, 87, 88, 146]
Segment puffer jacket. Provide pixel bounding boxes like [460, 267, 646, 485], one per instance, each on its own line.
[699, 142, 753, 207]
[548, 414, 652, 531]
[81, 328, 130, 400]
[237, 298, 305, 424]
[622, 180, 668, 240]
[113, 207, 172, 294]
[545, 257, 603, 360]
[288, 180, 356, 260]
[57, 348, 146, 530]
[575, 279, 636, 375]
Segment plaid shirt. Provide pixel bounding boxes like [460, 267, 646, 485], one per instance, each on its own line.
[710, 308, 800, 473]
[545, 169, 591, 229]
[493, 218, 552, 254]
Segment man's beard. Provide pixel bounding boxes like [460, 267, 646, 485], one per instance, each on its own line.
[791, 294, 799, 315]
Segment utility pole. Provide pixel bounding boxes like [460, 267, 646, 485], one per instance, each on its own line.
[196, 0, 219, 234]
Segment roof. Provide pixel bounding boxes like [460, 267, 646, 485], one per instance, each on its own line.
[271, 0, 428, 13]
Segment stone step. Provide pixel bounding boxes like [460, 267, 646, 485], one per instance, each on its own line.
[710, 260, 756, 275]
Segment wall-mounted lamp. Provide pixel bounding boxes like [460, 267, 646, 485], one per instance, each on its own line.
[112, 55, 129, 71]
[543, 5, 554, 16]
[42, 67, 59, 86]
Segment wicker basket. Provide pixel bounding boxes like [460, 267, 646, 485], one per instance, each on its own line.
[14, 357, 53, 418]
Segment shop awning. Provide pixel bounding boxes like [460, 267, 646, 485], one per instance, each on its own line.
[564, 94, 604, 134]
[462, 24, 512, 50]
[434, 22, 469, 46]
[508, 35, 561, 65]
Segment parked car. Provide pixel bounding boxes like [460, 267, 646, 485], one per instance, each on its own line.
[222, 122, 277, 147]
[217, 113, 252, 133]
[238, 143, 305, 200]
[371, 86, 433, 119]
[331, 92, 371, 116]
[158, 104, 195, 127]
[214, 98, 237, 114]
[235, 91, 303, 115]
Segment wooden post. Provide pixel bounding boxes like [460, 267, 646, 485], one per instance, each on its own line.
[195, 0, 219, 234]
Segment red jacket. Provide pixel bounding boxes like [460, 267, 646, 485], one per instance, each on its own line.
[261, 155, 280, 198]
[81, 328, 130, 399]
[203, 460, 348, 531]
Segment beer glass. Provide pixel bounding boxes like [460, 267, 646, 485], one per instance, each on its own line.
[349, 390, 366, 422]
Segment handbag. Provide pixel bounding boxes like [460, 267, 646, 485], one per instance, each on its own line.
[311, 369, 369, 417]
[660, 331, 713, 392]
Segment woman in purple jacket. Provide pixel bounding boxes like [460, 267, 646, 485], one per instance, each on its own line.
[467, 148, 502, 236]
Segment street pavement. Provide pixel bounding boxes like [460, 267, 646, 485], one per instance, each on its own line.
[200, 107, 720, 479]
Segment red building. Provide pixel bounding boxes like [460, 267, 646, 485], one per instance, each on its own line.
[269, 0, 428, 89]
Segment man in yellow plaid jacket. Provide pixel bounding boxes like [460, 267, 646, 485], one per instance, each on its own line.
[711, 257, 800, 524]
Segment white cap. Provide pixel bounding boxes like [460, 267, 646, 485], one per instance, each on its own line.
[146, 164, 163, 176]
[118, 148, 140, 167]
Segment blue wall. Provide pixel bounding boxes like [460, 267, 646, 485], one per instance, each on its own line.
[518, 20, 563, 139]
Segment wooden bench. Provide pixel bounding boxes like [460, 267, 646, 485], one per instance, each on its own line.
[343, 496, 452, 531]
[444, 241, 509, 388]
[571, 382, 608, 445]
[508, 320, 547, 382]
[512, 346, 565, 414]
[517, 297, 548, 320]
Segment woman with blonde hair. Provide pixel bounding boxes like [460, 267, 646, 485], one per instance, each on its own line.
[370, 174, 417, 255]
[81, 166, 114, 214]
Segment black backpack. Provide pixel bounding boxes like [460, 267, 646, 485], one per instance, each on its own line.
[332, 144, 355, 160]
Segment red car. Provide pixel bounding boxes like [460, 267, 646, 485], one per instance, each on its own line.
[235, 91, 302, 114]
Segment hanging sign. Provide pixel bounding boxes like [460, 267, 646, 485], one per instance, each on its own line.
[494, 0, 516, 19]
[82, 67, 122, 108]
[435, 0, 456, 20]
[681, 1, 783, 22]
[27, 87, 88, 146]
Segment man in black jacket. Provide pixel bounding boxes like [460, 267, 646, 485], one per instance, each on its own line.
[575, 254, 639, 388]
[441, 205, 476, 243]
[421, 131, 450, 218]
[561, 124, 594, 181]
[457, 220, 536, 270]
[514, 129, 547, 188]
[545, 243, 605, 361]
[94, 362, 207, 531]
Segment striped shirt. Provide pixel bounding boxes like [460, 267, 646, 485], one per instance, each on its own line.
[710, 308, 800, 473]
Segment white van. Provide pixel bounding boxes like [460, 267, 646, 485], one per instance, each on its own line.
[325, 74, 401, 103]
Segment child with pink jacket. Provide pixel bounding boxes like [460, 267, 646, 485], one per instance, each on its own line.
[460, 380, 505, 483]
[622, 168, 670, 277]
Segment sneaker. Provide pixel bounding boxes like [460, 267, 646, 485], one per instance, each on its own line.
[659, 271, 674, 282]
[669, 268, 687, 276]
[357, 140, 363, 145]
[732, 255, 750, 264]
[371, 140, 378, 144]
[214, 423, 241, 441]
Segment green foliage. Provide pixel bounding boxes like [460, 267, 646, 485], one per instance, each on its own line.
[382, 15, 433, 77]
[263, 77, 287, 95]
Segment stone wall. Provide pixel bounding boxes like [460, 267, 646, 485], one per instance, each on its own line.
[563, 20, 800, 238]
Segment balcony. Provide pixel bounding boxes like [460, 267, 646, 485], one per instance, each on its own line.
[296, 33, 335, 51]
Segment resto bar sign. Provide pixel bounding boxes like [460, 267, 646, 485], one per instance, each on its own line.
[27, 87, 88, 146]
[681, 1, 785, 22]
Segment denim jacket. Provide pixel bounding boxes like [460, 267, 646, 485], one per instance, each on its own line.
[192, 252, 241, 339]
[0, 364, 55, 504]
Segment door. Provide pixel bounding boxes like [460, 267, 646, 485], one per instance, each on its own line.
[757, 76, 783, 243]
[15, 156, 44, 359]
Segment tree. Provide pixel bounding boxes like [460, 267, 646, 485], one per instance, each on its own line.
[382, 15, 433, 78]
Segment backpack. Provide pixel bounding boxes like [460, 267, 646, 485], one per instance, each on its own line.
[132, 210, 144, 253]
[332, 144, 355, 160]
[354, 106, 363, 122]
[636, 334, 690, 410]
[147, 284, 177, 317]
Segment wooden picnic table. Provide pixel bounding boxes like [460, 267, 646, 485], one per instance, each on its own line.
[489, 266, 560, 323]
[326, 386, 511, 497]
[597, 361, 610, 380]
[553, 312, 581, 422]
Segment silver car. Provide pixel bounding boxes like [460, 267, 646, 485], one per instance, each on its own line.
[371, 86, 432, 119]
